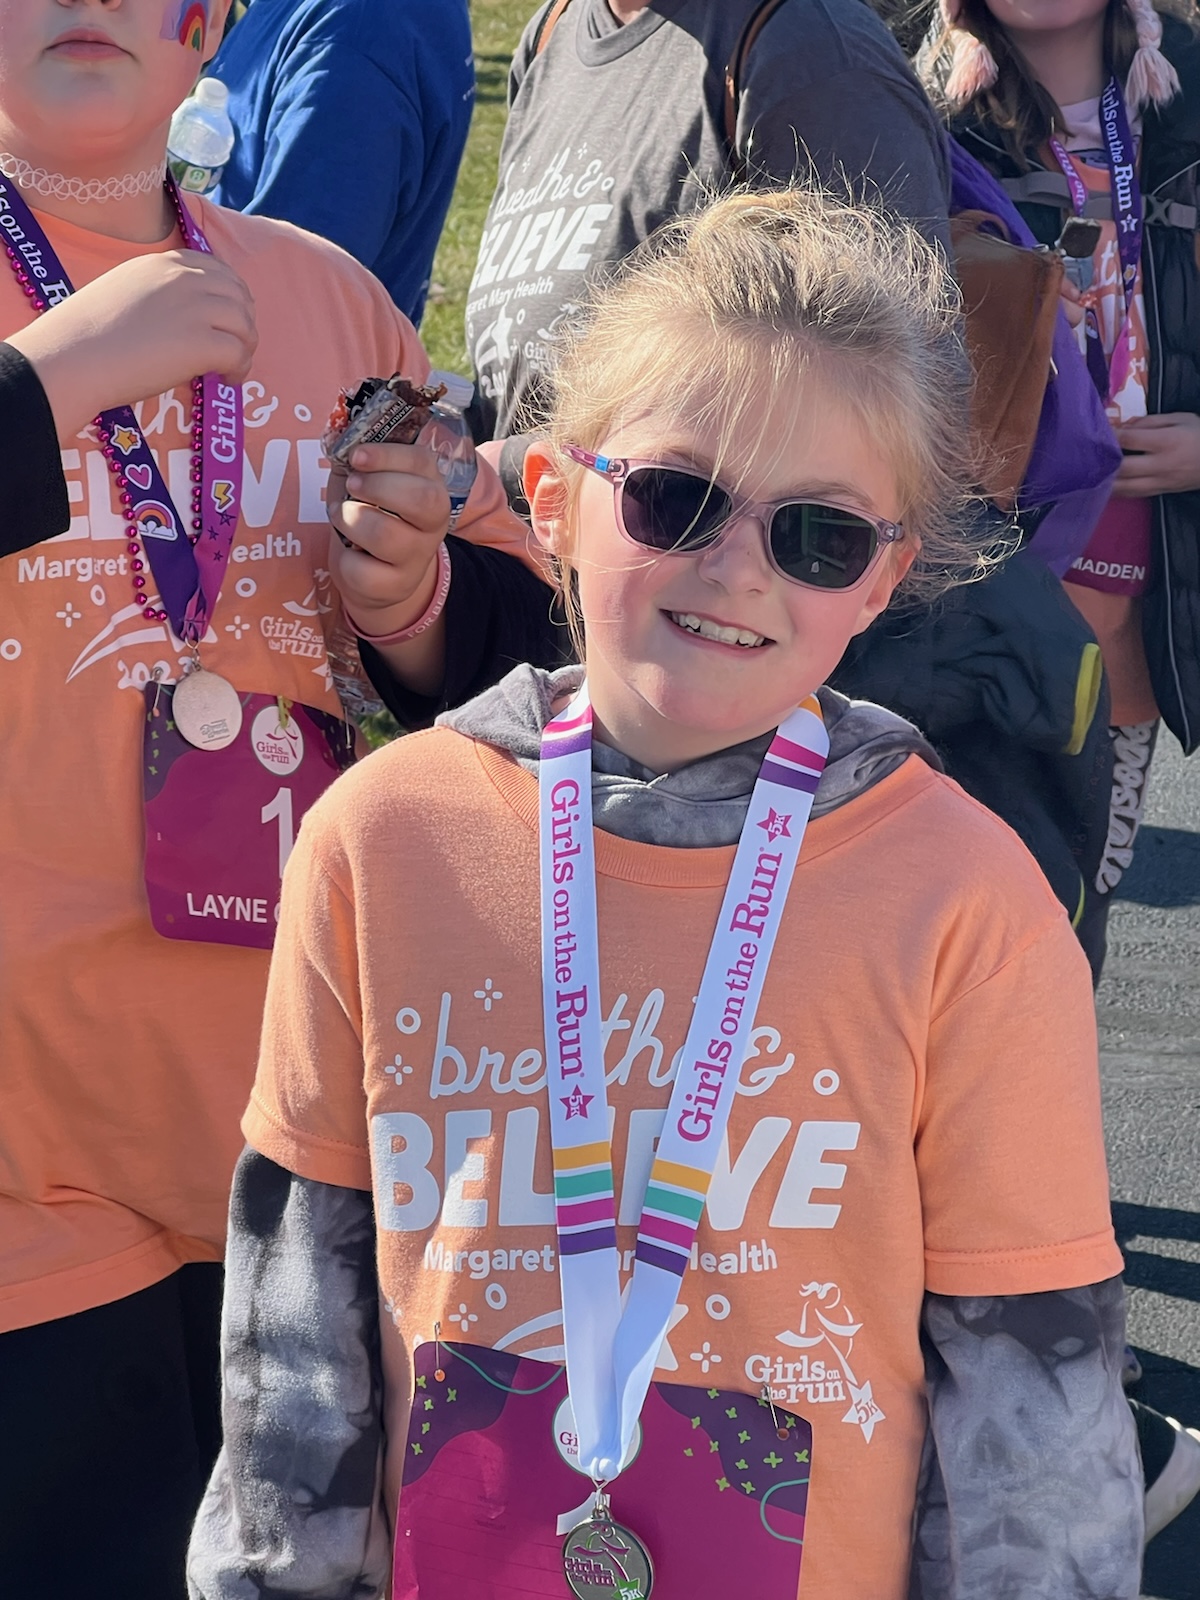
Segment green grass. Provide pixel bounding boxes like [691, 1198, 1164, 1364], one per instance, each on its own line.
[420, 0, 535, 375]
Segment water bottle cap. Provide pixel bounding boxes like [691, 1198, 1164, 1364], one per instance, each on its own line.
[428, 370, 474, 411]
[194, 77, 229, 109]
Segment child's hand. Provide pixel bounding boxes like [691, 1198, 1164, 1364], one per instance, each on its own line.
[7, 250, 257, 443]
[326, 441, 451, 624]
[1059, 276, 1085, 328]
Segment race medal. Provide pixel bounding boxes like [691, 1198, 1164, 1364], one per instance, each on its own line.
[172, 668, 244, 751]
[563, 1500, 654, 1600]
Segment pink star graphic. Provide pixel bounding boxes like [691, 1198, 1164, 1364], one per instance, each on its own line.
[561, 1083, 594, 1120]
[757, 807, 792, 842]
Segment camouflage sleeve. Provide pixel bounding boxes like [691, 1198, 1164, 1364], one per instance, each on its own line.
[187, 1149, 389, 1600]
[910, 1280, 1143, 1599]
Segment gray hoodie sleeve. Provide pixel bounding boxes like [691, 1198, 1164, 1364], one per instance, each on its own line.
[187, 1149, 389, 1600]
[910, 1279, 1143, 1599]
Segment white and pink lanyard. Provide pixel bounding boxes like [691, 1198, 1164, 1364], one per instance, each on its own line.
[538, 685, 828, 1486]
[0, 174, 243, 644]
[1048, 76, 1143, 403]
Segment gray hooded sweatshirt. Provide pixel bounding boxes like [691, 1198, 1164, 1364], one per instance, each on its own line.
[188, 668, 1140, 1600]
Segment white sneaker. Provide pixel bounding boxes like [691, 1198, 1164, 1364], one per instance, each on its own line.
[1144, 1415, 1200, 1543]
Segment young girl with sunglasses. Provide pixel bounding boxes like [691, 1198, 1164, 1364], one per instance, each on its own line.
[193, 190, 1141, 1600]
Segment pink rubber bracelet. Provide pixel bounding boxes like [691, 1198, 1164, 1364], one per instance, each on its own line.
[347, 542, 451, 646]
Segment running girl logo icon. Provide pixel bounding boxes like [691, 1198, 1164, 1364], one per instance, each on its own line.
[250, 704, 304, 775]
[746, 1281, 885, 1443]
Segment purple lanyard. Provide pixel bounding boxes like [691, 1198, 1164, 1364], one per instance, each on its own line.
[0, 175, 244, 645]
[1048, 76, 1143, 403]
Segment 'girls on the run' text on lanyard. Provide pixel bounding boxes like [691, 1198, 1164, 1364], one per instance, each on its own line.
[1047, 77, 1144, 403]
[536, 683, 826, 1581]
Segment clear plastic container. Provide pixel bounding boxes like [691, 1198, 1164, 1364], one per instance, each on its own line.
[421, 371, 477, 531]
[167, 78, 235, 196]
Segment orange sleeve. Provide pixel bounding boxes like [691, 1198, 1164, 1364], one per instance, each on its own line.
[242, 798, 374, 1192]
[916, 913, 1122, 1296]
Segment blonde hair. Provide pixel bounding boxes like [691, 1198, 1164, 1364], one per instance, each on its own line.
[537, 186, 986, 644]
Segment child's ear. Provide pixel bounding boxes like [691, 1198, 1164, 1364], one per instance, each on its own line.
[525, 443, 573, 559]
[849, 539, 918, 637]
[202, 1, 237, 64]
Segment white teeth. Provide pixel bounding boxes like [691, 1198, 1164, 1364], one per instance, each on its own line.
[670, 612, 766, 648]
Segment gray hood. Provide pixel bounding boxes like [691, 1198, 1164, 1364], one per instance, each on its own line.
[438, 663, 939, 849]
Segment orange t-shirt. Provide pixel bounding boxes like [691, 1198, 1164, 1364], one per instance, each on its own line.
[0, 198, 532, 1332]
[246, 726, 1121, 1600]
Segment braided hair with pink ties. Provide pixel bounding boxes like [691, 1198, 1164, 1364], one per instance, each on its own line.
[939, 0, 1181, 110]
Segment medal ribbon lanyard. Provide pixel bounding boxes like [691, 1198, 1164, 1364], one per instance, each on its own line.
[1048, 76, 1144, 403]
[0, 175, 243, 645]
[539, 686, 829, 1484]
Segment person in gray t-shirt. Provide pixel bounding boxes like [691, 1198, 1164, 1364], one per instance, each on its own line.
[466, 0, 951, 440]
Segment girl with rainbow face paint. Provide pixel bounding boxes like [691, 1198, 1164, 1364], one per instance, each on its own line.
[0, 4, 534, 1596]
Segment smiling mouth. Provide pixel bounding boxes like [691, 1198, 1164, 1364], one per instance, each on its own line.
[667, 611, 770, 649]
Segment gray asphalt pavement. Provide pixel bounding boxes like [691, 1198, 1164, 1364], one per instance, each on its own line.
[1098, 732, 1200, 1599]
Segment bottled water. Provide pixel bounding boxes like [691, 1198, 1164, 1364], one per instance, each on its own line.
[422, 372, 478, 530]
[168, 79, 235, 196]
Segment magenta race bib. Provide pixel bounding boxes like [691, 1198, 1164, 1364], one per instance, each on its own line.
[393, 1340, 810, 1600]
[143, 683, 355, 948]
[1065, 497, 1153, 597]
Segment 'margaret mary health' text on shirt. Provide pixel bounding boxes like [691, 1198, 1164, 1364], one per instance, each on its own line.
[466, 0, 951, 440]
[246, 722, 1121, 1600]
[0, 197, 529, 1334]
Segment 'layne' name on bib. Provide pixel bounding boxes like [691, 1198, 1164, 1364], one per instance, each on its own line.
[186, 890, 276, 924]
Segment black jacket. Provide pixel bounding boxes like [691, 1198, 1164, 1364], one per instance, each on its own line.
[953, 16, 1200, 751]
[831, 552, 1113, 979]
[0, 342, 70, 559]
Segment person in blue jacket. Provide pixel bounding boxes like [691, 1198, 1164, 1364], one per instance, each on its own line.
[209, 0, 474, 323]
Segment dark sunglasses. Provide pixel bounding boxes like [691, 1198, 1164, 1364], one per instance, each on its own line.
[565, 446, 904, 592]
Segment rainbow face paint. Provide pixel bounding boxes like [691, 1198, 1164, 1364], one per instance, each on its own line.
[161, 0, 209, 52]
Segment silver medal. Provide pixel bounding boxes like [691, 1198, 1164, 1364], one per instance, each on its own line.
[172, 669, 243, 752]
[562, 1500, 653, 1600]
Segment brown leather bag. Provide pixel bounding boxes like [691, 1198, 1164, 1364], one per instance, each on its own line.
[949, 212, 1063, 508]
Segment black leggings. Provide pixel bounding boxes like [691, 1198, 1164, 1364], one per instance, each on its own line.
[0, 1263, 223, 1600]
